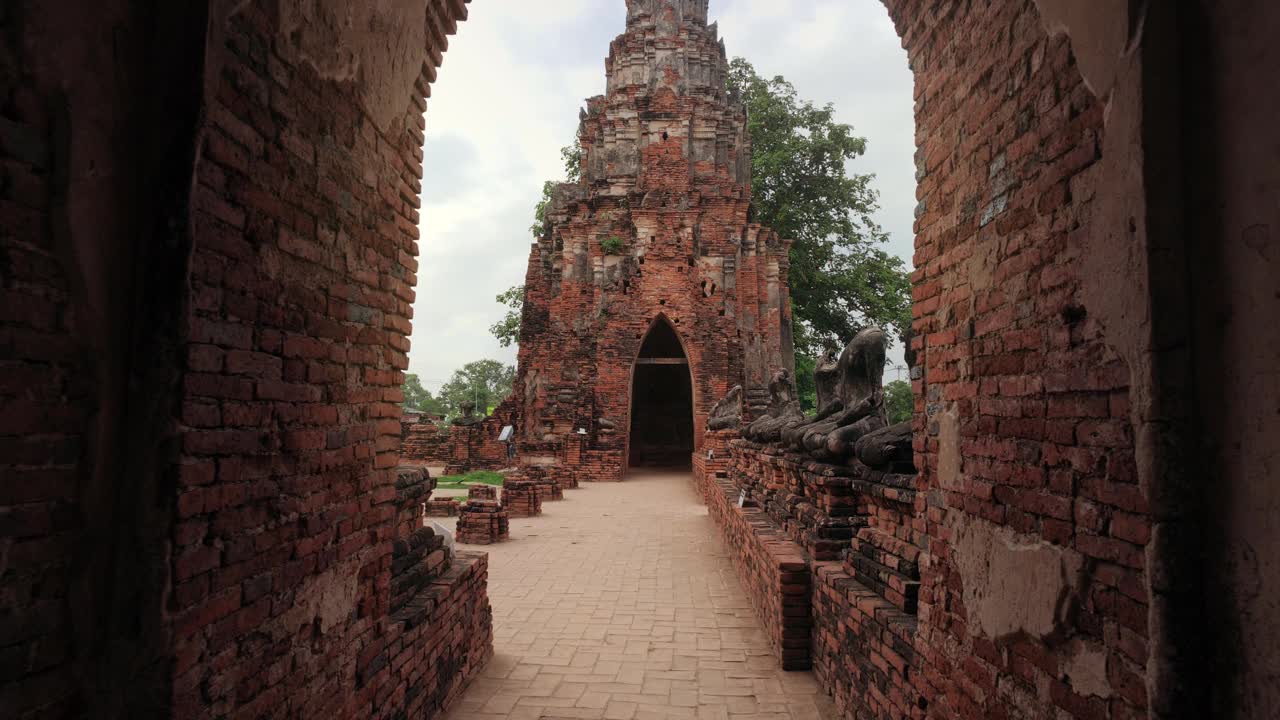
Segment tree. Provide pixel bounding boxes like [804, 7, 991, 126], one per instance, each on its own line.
[884, 379, 913, 425]
[489, 285, 525, 348]
[726, 58, 911, 357]
[795, 354, 818, 413]
[437, 360, 516, 421]
[401, 373, 444, 415]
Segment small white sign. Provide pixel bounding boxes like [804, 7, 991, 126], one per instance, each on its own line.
[498, 425, 514, 442]
[737, 490, 747, 508]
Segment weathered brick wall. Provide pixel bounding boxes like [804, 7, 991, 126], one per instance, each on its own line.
[697, 3, 1152, 719]
[708, 431, 924, 716]
[167, 1, 482, 717]
[886, 1, 1149, 717]
[382, 552, 493, 717]
[690, 430, 733, 503]
[0, 28, 86, 716]
[693, 437, 812, 671]
[402, 403, 515, 474]
[812, 561, 921, 719]
[400, 419, 453, 466]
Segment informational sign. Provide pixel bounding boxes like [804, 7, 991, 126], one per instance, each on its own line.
[737, 490, 747, 508]
[498, 425, 514, 442]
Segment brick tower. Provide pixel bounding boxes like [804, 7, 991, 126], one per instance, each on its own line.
[512, 0, 794, 482]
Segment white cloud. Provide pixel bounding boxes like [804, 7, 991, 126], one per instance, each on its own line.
[411, 0, 918, 388]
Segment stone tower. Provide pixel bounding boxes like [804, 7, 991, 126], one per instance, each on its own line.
[512, 0, 794, 482]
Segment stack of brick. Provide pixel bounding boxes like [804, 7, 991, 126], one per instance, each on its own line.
[425, 498, 460, 517]
[501, 478, 544, 518]
[383, 552, 494, 716]
[517, 465, 564, 502]
[455, 500, 509, 545]
[467, 485, 497, 501]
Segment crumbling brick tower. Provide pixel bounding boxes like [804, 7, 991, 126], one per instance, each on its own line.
[513, 0, 794, 483]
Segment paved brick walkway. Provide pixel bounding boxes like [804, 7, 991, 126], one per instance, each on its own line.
[445, 470, 835, 720]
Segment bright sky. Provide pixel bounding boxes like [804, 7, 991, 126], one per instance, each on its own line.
[409, 0, 916, 393]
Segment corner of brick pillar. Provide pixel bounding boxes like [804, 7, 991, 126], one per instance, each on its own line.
[395, 466, 436, 538]
[693, 428, 738, 503]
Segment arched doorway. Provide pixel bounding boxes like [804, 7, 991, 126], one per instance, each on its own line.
[628, 317, 694, 469]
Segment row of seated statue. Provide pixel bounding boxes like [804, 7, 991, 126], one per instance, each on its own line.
[706, 327, 913, 472]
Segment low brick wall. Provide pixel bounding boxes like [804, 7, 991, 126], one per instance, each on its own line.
[694, 452, 812, 670]
[426, 498, 459, 517]
[697, 430, 931, 718]
[811, 562, 920, 720]
[380, 552, 493, 717]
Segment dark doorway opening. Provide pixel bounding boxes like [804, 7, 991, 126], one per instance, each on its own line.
[628, 318, 694, 469]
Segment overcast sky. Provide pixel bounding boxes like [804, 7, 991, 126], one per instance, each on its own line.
[409, 0, 916, 391]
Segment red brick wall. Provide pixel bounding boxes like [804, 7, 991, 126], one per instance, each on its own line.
[694, 434, 812, 671]
[694, 2, 1152, 719]
[400, 419, 453, 466]
[167, 1, 482, 717]
[887, 1, 1149, 717]
[0, 43, 86, 717]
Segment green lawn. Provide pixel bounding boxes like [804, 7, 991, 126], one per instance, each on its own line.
[435, 470, 505, 488]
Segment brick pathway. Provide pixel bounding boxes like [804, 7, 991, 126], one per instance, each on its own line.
[445, 470, 836, 720]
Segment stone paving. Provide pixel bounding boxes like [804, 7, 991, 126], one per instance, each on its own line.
[444, 470, 836, 720]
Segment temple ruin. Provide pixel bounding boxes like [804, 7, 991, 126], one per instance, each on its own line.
[510, 0, 795, 482]
[1, 0, 1277, 718]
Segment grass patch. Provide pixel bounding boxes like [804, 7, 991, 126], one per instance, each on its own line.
[436, 470, 505, 488]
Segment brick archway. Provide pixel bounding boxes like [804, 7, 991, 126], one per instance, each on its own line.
[625, 314, 697, 470]
[6, 0, 1276, 718]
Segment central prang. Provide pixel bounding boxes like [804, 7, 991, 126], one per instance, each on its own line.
[507, 0, 795, 485]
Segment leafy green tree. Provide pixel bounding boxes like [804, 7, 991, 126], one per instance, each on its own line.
[726, 57, 911, 359]
[884, 379, 913, 425]
[401, 373, 445, 415]
[794, 354, 817, 413]
[438, 360, 516, 421]
[489, 285, 525, 348]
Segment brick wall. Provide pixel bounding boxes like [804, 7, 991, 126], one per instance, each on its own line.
[0, 30, 86, 716]
[167, 1, 483, 717]
[693, 434, 812, 671]
[694, 2, 1153, 718]
[400, 419, 453, 466]
[886, 1, 1149, 717]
